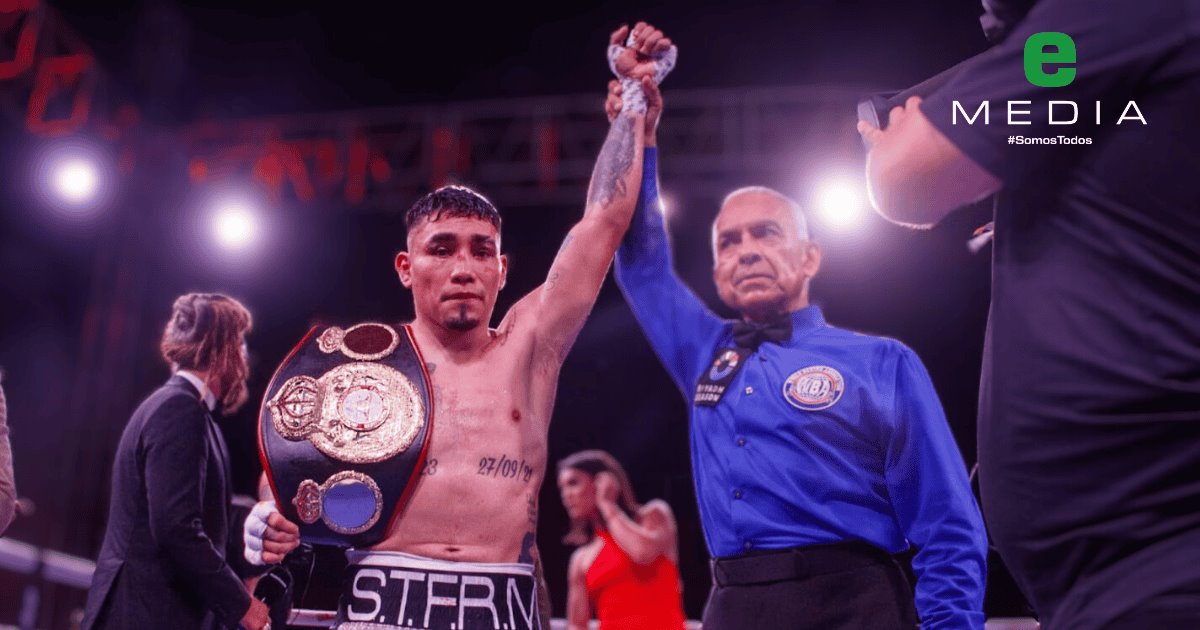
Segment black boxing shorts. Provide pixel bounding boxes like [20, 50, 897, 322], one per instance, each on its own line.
[336, 550, 541, 630]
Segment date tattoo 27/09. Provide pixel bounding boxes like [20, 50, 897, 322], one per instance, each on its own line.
[478, 454, 534, 483]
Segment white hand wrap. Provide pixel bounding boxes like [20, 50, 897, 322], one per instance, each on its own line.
[243, 500, 278, 566]
[607, 32, 677, 114]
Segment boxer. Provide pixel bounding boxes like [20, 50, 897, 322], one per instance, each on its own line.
[245, 23, 677, 630]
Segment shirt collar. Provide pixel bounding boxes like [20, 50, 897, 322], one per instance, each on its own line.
[789, 304, 827, 334]
[176, 370, 218, 412]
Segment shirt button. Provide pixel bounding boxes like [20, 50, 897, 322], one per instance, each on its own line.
[744, 386, 754, 395]
[743, 540, 753, 551]
[737, 437, 746, 447]
[733, 489, 743, 499]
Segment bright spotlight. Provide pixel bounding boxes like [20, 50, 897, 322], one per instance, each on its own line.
[814, 177, 868, 231]
[33, 141, 111, 216]
[53, 159, 100, 204]
[213, 203, 259, 250]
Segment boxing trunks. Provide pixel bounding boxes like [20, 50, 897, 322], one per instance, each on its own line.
[336, 551, 542, 630]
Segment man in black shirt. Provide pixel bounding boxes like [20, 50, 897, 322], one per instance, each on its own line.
[860, 0, 1200, 627]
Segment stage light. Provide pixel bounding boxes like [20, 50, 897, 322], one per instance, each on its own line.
[813, 176, 868, 231]
[52, 159, 100, 204]
[213, 203, 259, 251]
[31, 141, 112, 216]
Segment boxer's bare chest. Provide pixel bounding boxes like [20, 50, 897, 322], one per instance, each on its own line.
[374, 329, 555, 562]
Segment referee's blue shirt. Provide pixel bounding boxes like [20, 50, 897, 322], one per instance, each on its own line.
[614, 148, 987, 629]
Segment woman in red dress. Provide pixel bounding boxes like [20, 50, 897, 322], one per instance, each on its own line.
[557, 450, 687, 630]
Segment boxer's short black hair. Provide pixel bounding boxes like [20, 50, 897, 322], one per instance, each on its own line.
[405, 185, 501, 231]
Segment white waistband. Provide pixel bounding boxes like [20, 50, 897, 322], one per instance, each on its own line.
[346, 549, 534, 577]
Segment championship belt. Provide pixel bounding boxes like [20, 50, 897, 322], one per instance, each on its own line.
[258, 322, 433, 547]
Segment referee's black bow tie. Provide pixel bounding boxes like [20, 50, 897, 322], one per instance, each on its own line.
[732, 317, 792, 349]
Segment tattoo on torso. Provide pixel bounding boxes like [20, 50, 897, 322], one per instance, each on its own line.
[419, 458, 438, 476]
[477, 454, 535, 483]
[518, 531, 535, 564]
[518, 492, 537, 563]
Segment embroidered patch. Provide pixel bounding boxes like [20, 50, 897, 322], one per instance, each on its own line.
[695, 347, 750, 407]
[708, 349, 741, 381]
[782, 365, 845, 411]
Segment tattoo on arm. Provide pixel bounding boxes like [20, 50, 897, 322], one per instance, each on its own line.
[588, 114, 637, 208]
[477, 454, 535, 482]
[545, 233, 576, 291]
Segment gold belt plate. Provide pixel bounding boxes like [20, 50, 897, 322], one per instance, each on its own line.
[268, 361, 425, 464]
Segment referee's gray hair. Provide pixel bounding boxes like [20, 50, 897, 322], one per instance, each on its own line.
[720, 186, 810, 241]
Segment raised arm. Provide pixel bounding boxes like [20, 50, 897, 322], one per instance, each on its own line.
[513, 111, 645, 361]
[506, 24, 673, 363]
[595, 472, 676, 566]
[607, 25, 723, 393]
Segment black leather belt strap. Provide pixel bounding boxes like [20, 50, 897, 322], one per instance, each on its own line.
[710, 541, 895, 587]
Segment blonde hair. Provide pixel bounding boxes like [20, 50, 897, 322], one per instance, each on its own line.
[160, 293, 252, 414]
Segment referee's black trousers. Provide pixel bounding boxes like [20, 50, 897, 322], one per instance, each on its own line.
[701, 542, 918, 630]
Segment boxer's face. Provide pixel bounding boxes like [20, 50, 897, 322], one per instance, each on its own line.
[557, 467, 597, 521]
[397, 215, 507, 333]
[712, 192, 820, 321]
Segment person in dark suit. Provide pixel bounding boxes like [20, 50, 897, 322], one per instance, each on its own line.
[82, 293, 270, 630]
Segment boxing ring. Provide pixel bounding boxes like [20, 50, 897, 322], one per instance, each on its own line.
[0, 537, 1034, 629]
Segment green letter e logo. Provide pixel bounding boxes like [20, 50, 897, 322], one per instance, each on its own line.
[1024, 32, 1076, 87]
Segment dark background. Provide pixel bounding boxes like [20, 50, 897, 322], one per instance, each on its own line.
[0, 0, 1026, 625]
